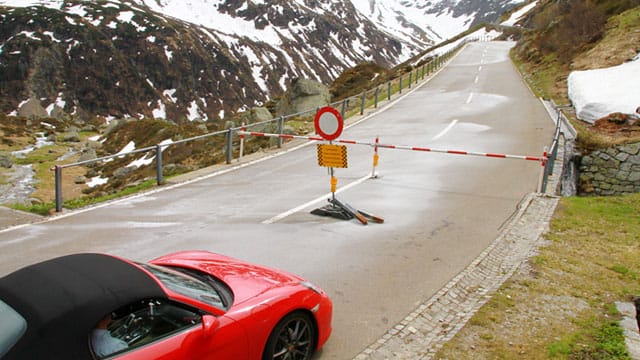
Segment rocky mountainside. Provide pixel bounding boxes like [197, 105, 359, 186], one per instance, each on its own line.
[352, 0, 522, 44]
[0, 0, 523, 125]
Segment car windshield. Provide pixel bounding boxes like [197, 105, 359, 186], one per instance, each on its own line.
[0, 299, 27, 358]
[139, 263, 230, 310]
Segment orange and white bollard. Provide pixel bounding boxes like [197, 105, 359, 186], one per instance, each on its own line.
[371, 136, 379, 178]
[537, 147, 548, 193]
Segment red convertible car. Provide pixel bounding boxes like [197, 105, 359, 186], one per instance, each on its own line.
[0, 251, 332, 359]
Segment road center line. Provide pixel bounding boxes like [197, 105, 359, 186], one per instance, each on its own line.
[262, 174, 372, 224]
[431, 119, 458, 141]
[465, 92, 474, 104]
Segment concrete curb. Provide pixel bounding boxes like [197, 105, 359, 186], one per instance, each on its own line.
[616, 302, 640, 360]
[353, 193, 560, 359]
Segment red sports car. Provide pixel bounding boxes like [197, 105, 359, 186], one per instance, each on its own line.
[0, 251, 332, 359]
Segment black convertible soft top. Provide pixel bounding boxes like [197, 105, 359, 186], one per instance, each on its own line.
[0, 253, 167, 359]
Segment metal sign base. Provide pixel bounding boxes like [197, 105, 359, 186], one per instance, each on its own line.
[311, 198, 384, 225]
[310, 203, 353, 221]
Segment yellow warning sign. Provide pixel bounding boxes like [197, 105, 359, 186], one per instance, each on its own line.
[317, 144, 348, 168]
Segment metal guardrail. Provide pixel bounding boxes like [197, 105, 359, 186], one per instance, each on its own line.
[539, 103, 575, 194]
[50, 40, 477, 212]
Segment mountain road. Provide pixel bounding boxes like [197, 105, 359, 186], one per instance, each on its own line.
[0, 41, 555, 359]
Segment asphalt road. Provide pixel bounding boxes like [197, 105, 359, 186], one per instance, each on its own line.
[0, 41, 554, 359]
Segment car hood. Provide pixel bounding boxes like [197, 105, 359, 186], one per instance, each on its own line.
[150, 251, 305, 306]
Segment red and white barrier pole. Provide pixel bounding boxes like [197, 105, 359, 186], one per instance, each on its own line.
[237, 131, 548, 163]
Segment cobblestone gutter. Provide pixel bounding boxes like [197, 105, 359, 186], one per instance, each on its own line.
[353, 193, 560, 360]
[354, 133, 640, 359]
[354, 135, 566, 359]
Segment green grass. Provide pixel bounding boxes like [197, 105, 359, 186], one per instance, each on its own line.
[11, 179, 157, 215]
[436, 193, 640, 359]
[11, 202, 54, 216]
[64, 179, 156, 208]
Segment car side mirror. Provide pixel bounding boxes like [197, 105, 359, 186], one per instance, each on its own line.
[201, 315, 219, 336]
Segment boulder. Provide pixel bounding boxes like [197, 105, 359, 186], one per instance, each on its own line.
[0, 154, 13, 168]
[114, 167, 133, 179]
[49, 105, 68, 120]
[276, 78, 330, 116]
[238, 107, 273, 124]
[79, 148, 98, 163]
[17, 97, 48, 119]
[237, 107, 276, 133]
[86, 141, 103, 150]
[63, 131, 81, 142]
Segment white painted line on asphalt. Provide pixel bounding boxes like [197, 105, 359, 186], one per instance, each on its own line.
[474, 75, 479, 84]
[262, 174, 371, 224]
[478, 66, 483, 72]
[466, 93, 474, 104]
[431, 119, 458, 141]
[0, 44, 466, 233]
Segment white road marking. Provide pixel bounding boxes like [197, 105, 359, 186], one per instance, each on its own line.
[474, 75, 479, 84]
[431, 119, 458, 141]
[1, 44, 465, 233]
[262, 174, 371, 224]
[466, 93, 474, 104]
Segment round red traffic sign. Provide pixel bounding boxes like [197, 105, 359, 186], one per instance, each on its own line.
[314, 106, 343, 141]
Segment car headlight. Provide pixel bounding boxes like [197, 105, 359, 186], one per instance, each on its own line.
[299, 281, 322, 295]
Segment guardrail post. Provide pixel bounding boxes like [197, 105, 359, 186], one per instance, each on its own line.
[54, 165, 62, 212]
[408, 72, 412, 88]
[422, 65, 425, 80]
[360, 91, 366, 115]
[277, 116, 284, 148]
[341, 99, 347, 119]
[156, 144, 163, 185]
[387, 82, 391, 101]
[239, 123, 245, 160]
[399, 76, 403, 94]
[225, 128, 233, 164]
[549, 124, 561, 176]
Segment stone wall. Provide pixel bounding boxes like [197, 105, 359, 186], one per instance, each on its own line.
[579, 142, 640, 195]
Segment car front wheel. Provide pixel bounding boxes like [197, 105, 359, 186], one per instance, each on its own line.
[263, 311, 316, 360]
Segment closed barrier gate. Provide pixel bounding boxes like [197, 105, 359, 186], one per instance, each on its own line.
[236, 106, 550, 225]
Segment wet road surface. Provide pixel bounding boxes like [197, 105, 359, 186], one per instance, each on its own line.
[0, 41, 554, 359]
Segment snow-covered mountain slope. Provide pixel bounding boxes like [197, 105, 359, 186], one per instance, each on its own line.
[0, 0, 524, 123]
[351, 0, 524, 44]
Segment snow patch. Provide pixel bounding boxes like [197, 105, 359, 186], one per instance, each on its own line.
[87, 176, 109, 187]
[568, 58, 640, 123]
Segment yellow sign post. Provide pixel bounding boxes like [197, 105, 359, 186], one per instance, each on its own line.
[317, 144, 348, 168]
[310, 107, 383, 225]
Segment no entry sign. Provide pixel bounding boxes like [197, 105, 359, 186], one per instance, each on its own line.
[314, 106, 343, 141]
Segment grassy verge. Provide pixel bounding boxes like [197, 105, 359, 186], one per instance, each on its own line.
[11, 179, 156, 215]
[436, 193, 640, 359]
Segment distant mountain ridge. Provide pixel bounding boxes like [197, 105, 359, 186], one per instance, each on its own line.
[0, 0, 523, 124]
